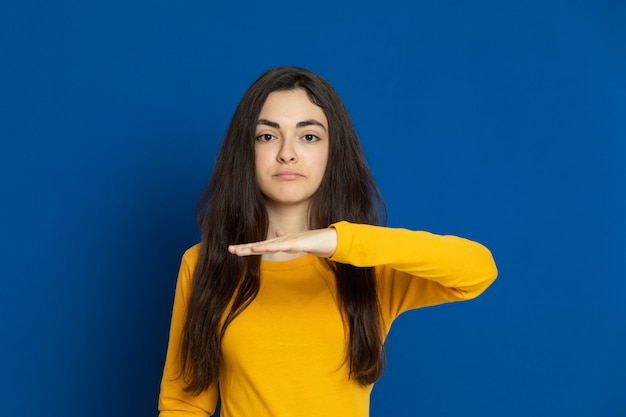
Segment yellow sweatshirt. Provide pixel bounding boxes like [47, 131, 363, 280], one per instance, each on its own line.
[158, 221, 498, 417]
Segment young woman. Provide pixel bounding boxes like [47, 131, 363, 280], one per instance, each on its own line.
[158, 67, 498, 417]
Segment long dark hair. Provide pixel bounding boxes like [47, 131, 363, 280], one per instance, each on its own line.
[180, 67, 387, 394]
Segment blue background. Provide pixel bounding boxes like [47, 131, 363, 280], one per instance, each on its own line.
[1, 1, 624, 416]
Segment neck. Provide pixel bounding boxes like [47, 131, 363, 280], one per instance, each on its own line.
[265, 204, 310, 238]
[263, 202, 310, 261]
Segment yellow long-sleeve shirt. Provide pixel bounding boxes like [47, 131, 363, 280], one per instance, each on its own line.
[158, 221, 498, 417]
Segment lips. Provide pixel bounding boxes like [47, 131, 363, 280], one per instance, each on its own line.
[274, 171, 305, 180]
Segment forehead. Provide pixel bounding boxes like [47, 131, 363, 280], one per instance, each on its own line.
[259, 89, 328, 127]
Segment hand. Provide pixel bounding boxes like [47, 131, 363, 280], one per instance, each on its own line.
[228, 228, 338, 258]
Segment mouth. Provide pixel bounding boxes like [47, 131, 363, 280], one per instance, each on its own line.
[274, 171, 305, 180]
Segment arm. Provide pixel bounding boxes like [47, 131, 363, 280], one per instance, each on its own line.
[330, 221, 497, 292]
[158, 245, 218, 417]
[227, 221, 497, 320]
[329, 221, 498, 321]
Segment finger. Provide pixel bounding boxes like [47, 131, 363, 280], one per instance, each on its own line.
[228, 239, 284, 256]
[228, 243, 256, 255]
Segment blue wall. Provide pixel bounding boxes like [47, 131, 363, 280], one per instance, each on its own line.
[1, 1, 624, 416]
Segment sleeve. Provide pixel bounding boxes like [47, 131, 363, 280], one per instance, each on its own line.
[328, 221, 498, 327]
[158, 245, 219, 417]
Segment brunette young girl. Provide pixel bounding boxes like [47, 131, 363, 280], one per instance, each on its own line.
[158, 66, 497, 417]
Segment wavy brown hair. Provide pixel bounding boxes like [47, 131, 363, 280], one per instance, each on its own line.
[180, 67, 387, 394]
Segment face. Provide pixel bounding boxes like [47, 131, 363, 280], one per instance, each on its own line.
[255, 89, 330, 212]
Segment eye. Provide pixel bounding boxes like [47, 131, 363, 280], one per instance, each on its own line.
[256, 133, 276, 142]
[302, 134, 320, 143]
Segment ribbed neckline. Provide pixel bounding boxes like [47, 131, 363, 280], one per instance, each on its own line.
[260, 254, 319, 271]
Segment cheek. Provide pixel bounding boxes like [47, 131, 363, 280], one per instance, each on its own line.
[253, 149, 262, 182]
[254, 147, 274, 186]
[254, 147, 266, 170]
[316, 149, 330, 175]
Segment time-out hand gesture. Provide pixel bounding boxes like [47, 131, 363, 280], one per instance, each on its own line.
[228, 228, 338, 258]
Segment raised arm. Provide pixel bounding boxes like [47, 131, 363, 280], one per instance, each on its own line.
[330, 221, 497, 292]
[328, 221, 498, 322]
[227, 220, 497, 318]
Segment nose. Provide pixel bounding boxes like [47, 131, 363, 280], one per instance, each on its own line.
[277, 138, 297, 163]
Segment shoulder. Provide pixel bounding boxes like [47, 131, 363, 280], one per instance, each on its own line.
[183, 243, 201, 258]
[180, 243, 202, 269]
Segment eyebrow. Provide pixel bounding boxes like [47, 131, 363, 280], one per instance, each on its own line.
[257, 119, 327, 131]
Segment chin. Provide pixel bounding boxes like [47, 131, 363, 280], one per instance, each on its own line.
[265, 197, 313, 209]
